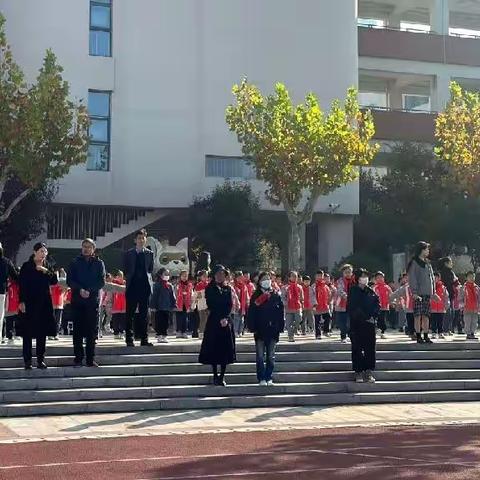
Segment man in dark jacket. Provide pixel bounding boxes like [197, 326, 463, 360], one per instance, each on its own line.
[347, 268, 380, 384]
[0, 242, 19, 344]
[67, 238, 106, 367]
[123, 229, 154, 347]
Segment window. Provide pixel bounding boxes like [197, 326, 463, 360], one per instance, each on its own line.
[205, 156, 256, 180]
[87, 91, 111, 171]
[358, 91, 388, 108]
[450, 27, 480, 38]
[402, 94, 431, 112]
[400, 22, 431, 33]
[358, 18, 385, 28]
[89, 0, 111, 56]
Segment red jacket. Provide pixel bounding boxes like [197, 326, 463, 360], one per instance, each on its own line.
[245, 281, 255, 298]
[373, 282, 392, 311]
[335, 277, 354, 312]
[314, 280, 331, 314]
[430, 280, 449, 314]
[6, 280, 20, 314]
[234, 281, 250, 315]
[177, 281, 194, 311]
[282, 282, 304, 312]
[302, 284, 313, 310]
[111, 278, 126, 314]
[50, 284, 66, 310]
[463, 281, 480, 313]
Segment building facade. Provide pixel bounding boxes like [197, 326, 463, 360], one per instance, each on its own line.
[2, 0, 479, 270]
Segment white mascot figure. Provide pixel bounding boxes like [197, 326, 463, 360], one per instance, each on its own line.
[146, 237, 189, 277]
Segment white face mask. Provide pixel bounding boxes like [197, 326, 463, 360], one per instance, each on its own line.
[358, 277, 369, 286]
[260, 280, 272, 290]
[162, 275, 170, 281]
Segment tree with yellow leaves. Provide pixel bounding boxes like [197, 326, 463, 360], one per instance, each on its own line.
[226, 79, 379, 270]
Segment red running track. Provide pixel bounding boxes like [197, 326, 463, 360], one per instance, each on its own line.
[1, 425, 480, 480]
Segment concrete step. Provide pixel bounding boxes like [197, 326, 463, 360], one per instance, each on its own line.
[3, 349, 480, 368]
[3, 379, 480, 404]
[2, 359, 480, 379]
[2, 389, 480, 417]
[2, 369, 480, 391]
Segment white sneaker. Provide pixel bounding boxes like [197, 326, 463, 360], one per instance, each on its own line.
[267, 380, 274, 386]
[365, 370, 376, 383]
[156, 336, 162, 344]
[48, 336, 55, 341]
[160, 336, 169, 344]
[380, 333, 386, 339]
[7, 338, 14, 345]
[355, 373, 364, 383]
[431, 333, 437, 339]
[439, 333, 445, 339]
[259, 380, 267, 386]
[181, 333, 189, 339]
[341, 338, 348, 344]
[288, 338, 295, 343]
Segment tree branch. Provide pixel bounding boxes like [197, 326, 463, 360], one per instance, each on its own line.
[0, 168, 10, 202]
[298, 186, 321, 225]
[0, 187, 31, 223]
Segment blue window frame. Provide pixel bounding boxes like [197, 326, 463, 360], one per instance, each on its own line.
[87, 91, 111, 171]
[89, 0, 112, 56]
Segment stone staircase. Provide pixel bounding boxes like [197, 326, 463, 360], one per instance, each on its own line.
[0, 334, 480, 417]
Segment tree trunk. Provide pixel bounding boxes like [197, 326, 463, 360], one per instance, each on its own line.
[0, 187, 31, 224]
[288, 219, 303, 271]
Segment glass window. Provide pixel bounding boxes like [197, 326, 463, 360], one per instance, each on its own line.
[400, 22, 431, 33]
[358, 18, 385, 28]
[205, 156, 256, 180]
[87, 144, 109, 171]
[358, 92, 388, 108]
[90, 5, 111, 29]
[450, 27, 480, 38]
[89, 1, 112, 57]
[88, 91, 111, 171]
[402, 94, 431, 112]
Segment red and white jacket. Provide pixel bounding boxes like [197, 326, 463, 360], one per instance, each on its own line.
[281, 281, 304, 313]
[194, 280, 208, 312]
[313, 280, 332, 314]
[461, 281, 480, 313]
[50, 284, 67, 310]
[233, 280, 250, 316]
[302, 284, 315, 311]
[111, 278, 126, 314]
[334, 277, 354, 313]
[176, 281, 195, 312]
[430, 280, 450, 314]
[373, 282, 393, 311]
[245, 281, 255, 300]
[6, 280, 20, 316]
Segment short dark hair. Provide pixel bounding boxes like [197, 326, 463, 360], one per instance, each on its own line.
[316, 270, 324, 275]
[354, 268, 369, 280]
[303, 275, 311, 281]
[135, 229, 147, 238]
[434, 271, 440, 276]
[341, 264, 353, 272]
[466, 271, 475, 277]
[375, 271, 385, 278]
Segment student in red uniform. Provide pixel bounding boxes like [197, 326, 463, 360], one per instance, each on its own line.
[335, 265, 354, 343]
[111, 270, 127, 340]
[313, 270, 332, 340]
[461, 271, 480, 340]
[243, 272, 255, 299]
[150, 268, 176, 343]
[281, 271, 304, 342]
[324, 273, 336, 335]
[5, 279, 20, 344]
[233, 271, 249, 338]
[50, 269, 68, 340]
[176, 270, 195, 339]
[301, 275, 314, 335]
[373, 272, 393, 339]
[430, 272, 450, 339]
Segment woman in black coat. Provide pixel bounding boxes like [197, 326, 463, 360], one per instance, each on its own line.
[18, 242, 58, 370]
[199, 265, 235, 386]
[247, 271, 284, 386]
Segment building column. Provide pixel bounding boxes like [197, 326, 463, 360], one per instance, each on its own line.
[388, 15, 402, 29]
[435, 73, 451, 111]
[430, 0, 449, 35]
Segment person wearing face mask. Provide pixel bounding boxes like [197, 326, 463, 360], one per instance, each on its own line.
[347, 268, 380, 383]
[247, 272, 285, 386]
[150, 268, 176, 343]
[199, 265, 236, 386]
[18, 242, 59, 370]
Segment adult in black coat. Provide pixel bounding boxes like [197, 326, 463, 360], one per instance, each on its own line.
[0, 242, 19, 344]
[347, 268, 380, 384]
[199, 265, 235, 386]
[18, 242, 58, 369]
[247, 271, 285, 385]
[123, 229, 154, 347]
[439, 256, 460, 334]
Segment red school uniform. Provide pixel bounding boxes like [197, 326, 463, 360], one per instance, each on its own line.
[6, 280, 20, 314]
[373, 282, 392, 311]
[176, 281, 194, 312]
[430, 280, 449, 314]
[314, 280, 332, 314]
[50, 284, 66, 310]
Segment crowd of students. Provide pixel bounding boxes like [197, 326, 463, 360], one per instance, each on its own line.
[0, 236, 479, 386]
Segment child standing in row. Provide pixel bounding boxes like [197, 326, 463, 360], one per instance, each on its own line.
[150, 268, 176, 343]
[5, 279, 20, 344]
[301, 276, 315, 335]
[233, 272, 250, 338]
[430, 272, 450, 339]
[313, 270, 333, 340]
[111, 271, 127, 339]
[175, 270, 195, 339]
[282, 271, 304, 343]
[462, 271, 480, 340]
[373, 272, 392, 339]
[194, 270, 209, 338]
[335, 265, 354, 343]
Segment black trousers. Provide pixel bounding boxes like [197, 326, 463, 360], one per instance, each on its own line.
[6, 314, 17, 339]
[126, 287, 150, 343]
[406, 312, 415, 335]
[23, 334, 46, 364]
[112, 313, 126, 335]
[155, 311, 170, 336]
[350, 323, 376, 373]
[314, 313, 331, 337]
[72, 300, 98, 363]
[377, 311, 388, 333]
[431, 313, 444, 334]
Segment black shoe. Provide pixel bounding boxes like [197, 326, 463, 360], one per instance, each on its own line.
[126, 340, 135, 347]
[37, 361, 47, 369]
[86, 361, 99, 367]
[24, 363, 32, 370]
[218, 377, 227, 387]
[140, 340, 153, 347]
[417, 336, 425, 344]
[213, 375, 220, 385]
[73, 360, 83, 368]
[424, 336, 433, 344]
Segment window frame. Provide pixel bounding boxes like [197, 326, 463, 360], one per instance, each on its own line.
[89, 0, 112, 57]
[205, 155, 257, 180]
[87, 90, 112, 172]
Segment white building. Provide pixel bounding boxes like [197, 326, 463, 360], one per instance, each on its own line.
[2, 0, 479, 270]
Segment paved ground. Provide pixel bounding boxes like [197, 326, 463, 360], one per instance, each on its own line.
[1, 424, 480, 479]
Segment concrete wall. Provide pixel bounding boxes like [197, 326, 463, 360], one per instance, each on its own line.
[0, 0, 359, 214]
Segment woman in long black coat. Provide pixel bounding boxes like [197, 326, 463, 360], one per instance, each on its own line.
[199, 265, 236, 386]
[18, 242, 58, 370]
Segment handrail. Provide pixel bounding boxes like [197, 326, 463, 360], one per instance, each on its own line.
[360, 105, 438, 114]
[358, 24, 480, 40]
